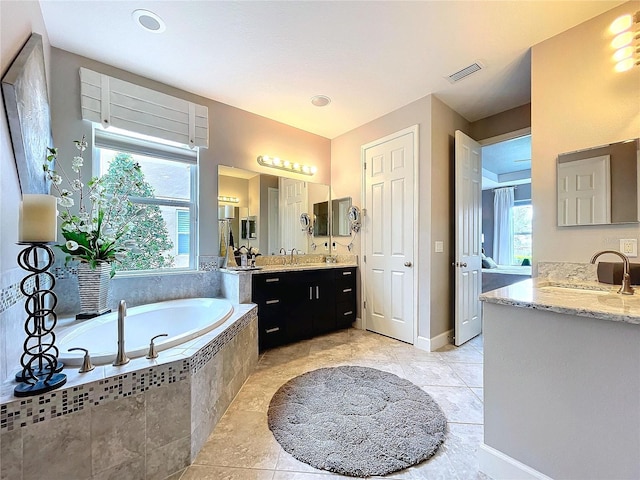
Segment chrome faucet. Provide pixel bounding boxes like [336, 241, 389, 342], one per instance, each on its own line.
[113, 300, 130, 366]
[590, 250, 635, 295]
[279, 247, 288, 265]
[291, 248, 299, 265]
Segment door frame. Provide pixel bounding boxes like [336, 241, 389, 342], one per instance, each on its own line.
[360, 124, 420, 343]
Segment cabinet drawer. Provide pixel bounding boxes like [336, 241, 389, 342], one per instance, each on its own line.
[252, 274, 286, 302]
[335, 284, 355, 303]
[336, 301, 356, 328]
[259, 322, 286, 350]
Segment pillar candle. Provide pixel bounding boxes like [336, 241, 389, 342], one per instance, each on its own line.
[18, 194, 58, 243]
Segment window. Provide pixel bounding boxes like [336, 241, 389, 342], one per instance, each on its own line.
[94, 128, 198, 272]
[512, 202, 532, 265]
[176, 210, 190, 256]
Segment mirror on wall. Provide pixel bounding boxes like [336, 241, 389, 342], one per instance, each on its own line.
[556, 137, 639, 226]
[218, 165, 330, 254]
[332, 197, 352, 236]
[313, 201, 329, 237]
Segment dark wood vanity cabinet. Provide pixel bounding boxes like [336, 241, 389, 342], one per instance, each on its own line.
[252, 266, 357, 350]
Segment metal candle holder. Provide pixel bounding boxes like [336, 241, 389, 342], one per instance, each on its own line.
[14, 242, 66, 397]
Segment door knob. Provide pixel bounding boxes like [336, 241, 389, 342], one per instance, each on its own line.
[404, 261, 412, 267]
[459, 262, 467, 268]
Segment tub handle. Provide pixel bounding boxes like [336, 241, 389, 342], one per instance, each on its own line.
[68, 347, 95, 373]
[146, 333, 169, 360]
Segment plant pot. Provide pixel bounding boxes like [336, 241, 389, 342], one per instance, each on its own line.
[77, 262, 111, 319]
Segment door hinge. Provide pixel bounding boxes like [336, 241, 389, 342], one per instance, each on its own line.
[364, 255, 366, 263]
[364, 300, 367, 309]
[362, 208, 367, 217]
[363, 162, 367, 170]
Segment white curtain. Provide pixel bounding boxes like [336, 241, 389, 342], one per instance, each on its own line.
[493, 187, 515, 265]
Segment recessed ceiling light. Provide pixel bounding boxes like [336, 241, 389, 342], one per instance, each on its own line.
[311, 95, 331, 107]
[132, 9, 166, 34]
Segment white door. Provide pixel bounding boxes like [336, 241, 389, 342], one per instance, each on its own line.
[280, 178, 307, 253]
[267, 187, 279, 255]
[454, 131, 483, 346]
[557, 155, 611, 226]
[363, 126, 416, 344]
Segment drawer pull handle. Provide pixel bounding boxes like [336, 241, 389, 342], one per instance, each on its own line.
[265, 278, 280, 283]
[266, 299, 280, 305]
[310, 287, 313, 300]
[343, 311, 353, 316]
[342, 288, 352, 293]
[265, 327, 280, 333]
[316, 286, 320, 299]
[342, 271, 352, 275]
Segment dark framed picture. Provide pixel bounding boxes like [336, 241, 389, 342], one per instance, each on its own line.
[2, 33, 53, 195]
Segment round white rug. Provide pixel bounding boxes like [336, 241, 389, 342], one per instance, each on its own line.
[267, 366, 447, 477]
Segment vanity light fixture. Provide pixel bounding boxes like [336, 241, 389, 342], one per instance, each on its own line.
[609, 11, 640, 72]
[218, 195, 239, 203]
[257, 155, 317, 176]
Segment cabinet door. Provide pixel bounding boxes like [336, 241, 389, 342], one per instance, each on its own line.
[284, 271, 314, 343]
[310, 270, 336, 335]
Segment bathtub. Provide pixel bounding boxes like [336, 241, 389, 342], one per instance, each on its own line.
[57, 297, 234, 366]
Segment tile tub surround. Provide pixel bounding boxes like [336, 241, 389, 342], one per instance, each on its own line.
[0, 304, 258, 480]
[480, 277, 640, 325]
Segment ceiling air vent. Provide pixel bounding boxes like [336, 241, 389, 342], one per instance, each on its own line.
[446, 61, 484, 84]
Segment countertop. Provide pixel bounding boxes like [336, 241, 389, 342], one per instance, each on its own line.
[480, 278, 640, 325]
[222, 263, 358, 275]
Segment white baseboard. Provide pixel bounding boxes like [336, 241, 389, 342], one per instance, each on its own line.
[353, 317, 363, 329]
[414, 329, 452, 352]
[479, 443, 553, 480]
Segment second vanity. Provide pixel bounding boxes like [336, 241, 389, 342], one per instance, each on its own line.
[479, 263, 640, 480]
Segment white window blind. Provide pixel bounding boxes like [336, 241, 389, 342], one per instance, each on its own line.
[80, 67, 208, 149]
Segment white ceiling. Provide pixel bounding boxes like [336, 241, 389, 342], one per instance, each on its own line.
[481, 135, 531, 190]
[38, 1, 624, 139]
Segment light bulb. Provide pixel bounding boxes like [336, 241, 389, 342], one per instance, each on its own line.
[310, 166, 317, 174]
[273, 157, 281, 166]
[293, 163, 300, 171]
[283, 160, 291, 168]
[611, 31, 634, 49]
[302, 165, 310, 174]
[615, 57, 635, 72]
[610, 14, 633, 35]
[613, 46, 634, 62]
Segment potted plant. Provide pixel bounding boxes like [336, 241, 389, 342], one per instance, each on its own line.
[44, 136, 141, 317]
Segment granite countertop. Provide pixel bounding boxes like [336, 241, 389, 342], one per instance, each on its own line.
[480, 278, 640, 325]
[223, 262, 358, 274]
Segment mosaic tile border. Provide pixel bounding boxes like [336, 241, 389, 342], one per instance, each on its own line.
[0, 307, 256, 433]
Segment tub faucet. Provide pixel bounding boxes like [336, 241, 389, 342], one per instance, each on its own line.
[291, 248, 299, 265]
[113, 300, 130, 366]
[590, 250, 635, 295]
[279, 247, 288, 265]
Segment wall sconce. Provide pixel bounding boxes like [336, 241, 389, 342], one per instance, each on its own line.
[218, 196, 239, 203]
[609, 11, 640, 72]
[257, 155, 317, 176]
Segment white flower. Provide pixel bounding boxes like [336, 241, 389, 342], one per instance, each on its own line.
[238, 246, 248, 254]
[102, 227, 115, 237]
[79, 224, 92, 233]
[65, 240, 79, 251]
[115, 252, 127, 262]
[58, 196, 74, 208]
[51, 174, 62, 185]
[97, 239, 104, 246]
[72, 156, 84, 167]
[72, 179, 83, 191]
[109, 196, 120, 206]
[78, 212, 90, 222]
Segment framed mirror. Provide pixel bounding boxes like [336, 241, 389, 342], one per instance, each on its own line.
[331, 197, 352, 236]
[557, 137, 639, 226]
[218, 165, 330, 254]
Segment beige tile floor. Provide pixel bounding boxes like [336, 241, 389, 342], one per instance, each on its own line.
[175, 328, 487, 480]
